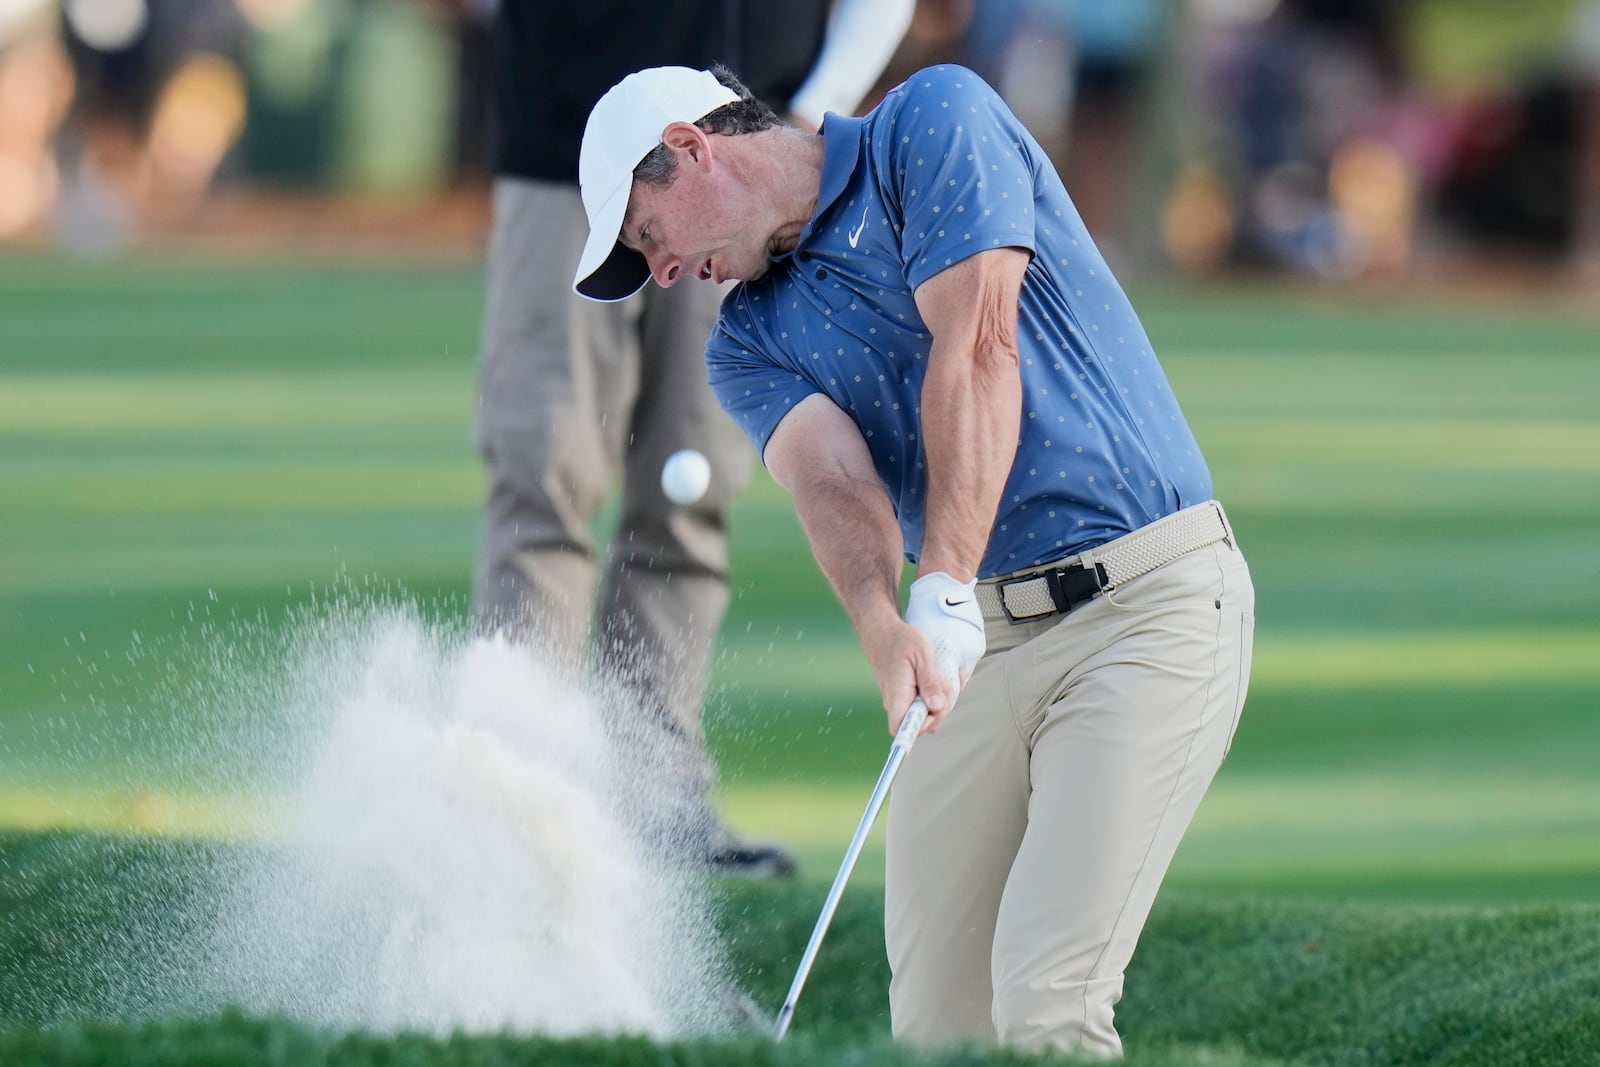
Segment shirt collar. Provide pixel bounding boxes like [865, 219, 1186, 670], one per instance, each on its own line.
[788, 113, 863, 258]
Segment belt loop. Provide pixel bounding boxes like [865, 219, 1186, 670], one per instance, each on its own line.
[1212, 500, 1234, 547]
[1044, 570, 1071, 615]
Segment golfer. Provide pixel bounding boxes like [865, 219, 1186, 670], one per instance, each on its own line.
[573, 64, 1256, 1057]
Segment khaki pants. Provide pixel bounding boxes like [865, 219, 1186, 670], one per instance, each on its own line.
[885, 534, 1255, 1057]
[473, 177, 752, 802]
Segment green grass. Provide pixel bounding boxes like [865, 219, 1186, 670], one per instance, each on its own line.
[2, 252, 1597, 896]
[1, 1020, 1278, 1067]
[2, 250, 1599, 1060]
[2, 832, 1597, 1066]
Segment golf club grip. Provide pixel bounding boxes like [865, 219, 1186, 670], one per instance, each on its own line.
[897, 696, 930, 742]
[772, 697, 928, 1040]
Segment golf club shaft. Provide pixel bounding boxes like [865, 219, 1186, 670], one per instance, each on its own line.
[772, 697, 930, 1041]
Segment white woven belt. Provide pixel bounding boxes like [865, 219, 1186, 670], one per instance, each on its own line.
[976, 501, 1234, 623]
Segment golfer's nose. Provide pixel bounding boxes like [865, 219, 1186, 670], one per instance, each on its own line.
[647, 251, 682, 287]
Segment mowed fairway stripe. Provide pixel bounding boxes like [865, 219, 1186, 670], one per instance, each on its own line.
[711, 630, 1600, 698]
[721, 774, 1600, 897]
[0, 462, 482, 515]
[6, 773, 1592, 894]
[1192, 774, 1600, 833]
[0, 371, 468, 431]
[1199, 418, 1600, 470]
[1251, 630, 1600, 687]
[10, 371, 1597, 469]
[0, 788, 271, 839]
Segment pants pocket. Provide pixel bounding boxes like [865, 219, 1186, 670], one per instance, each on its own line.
[1223, 610, 1256, 760]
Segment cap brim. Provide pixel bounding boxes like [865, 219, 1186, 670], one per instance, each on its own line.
[576, 242, 650, 302]
[573, 179, 650, 302]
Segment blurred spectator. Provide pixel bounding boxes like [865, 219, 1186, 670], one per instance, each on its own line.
[431, 0, 493, 181]
[0, 3, 74, 242]
[1417, 0, 1600, 279]
[1190, 0, 1424, 279]
[854, 0, 1172, 259]
[1007, 0, 1170, 259]
[471, 1, 912, 877]
[55, 0, 246, 252]
[951, 0, 1025, 86]
[0, 0, 249, 251]
[2, 0, 1590, 291]
[1162, 0, 1600, 285]
[0, 0, 479, 252]
[863, 0, 979, 91]
[1433, 71, 1586, 266]
[1578, 0, 1600, 275]
[237, 0, 458, 199]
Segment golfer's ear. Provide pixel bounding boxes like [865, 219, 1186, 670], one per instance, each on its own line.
[661, 121, 710, 165]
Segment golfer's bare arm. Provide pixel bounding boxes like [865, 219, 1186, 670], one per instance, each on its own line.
[765, 396, 905, 658]
[764, 246, 1029, 730]
[913, 247, 1030, 582]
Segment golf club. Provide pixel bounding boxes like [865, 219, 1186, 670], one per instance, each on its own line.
[771, 696, 930, 1041]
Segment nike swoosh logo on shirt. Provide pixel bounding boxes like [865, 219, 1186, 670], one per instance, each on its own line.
[848, 205, 868, 248]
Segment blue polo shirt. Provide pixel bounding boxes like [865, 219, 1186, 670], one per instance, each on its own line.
[706, 65, 1211, 579]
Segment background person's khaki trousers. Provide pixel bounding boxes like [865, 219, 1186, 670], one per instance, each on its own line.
[886, 536, 1255, 1058]
[473, 178, 751, 809]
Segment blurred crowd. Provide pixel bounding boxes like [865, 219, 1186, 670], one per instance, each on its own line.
[1, 0, 1597, 283]
[877, 0, 1600, 283]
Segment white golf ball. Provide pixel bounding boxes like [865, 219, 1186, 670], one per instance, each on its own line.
[661, 448, 711, 505]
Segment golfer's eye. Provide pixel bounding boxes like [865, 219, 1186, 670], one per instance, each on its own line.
[639, 226, 651, 245]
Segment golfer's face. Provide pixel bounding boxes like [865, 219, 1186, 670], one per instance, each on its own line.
[621, 151, 773, 288]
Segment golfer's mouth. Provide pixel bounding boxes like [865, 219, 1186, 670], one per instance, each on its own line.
[698, 258, 716, 283]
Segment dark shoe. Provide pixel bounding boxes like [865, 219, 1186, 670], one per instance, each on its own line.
[703, 824, 797, 878]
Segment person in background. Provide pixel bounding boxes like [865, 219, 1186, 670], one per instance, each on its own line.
[1047, 0, 1169, 256]
[1568, 0, 1600, 276]
[473, 1, 913, 876]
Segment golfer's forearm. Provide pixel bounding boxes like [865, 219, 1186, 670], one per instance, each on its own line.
[792, 472, 905, 640]
[913, 248, 1028, 581]
[917, 333, 1021, 582]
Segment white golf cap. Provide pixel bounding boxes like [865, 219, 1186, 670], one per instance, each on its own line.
[573, 66, 741, 302]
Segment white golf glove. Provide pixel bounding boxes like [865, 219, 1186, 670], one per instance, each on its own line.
[903, 571, 986, 705]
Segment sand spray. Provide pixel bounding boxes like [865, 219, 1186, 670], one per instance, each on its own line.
[10, 595, 731, 1036]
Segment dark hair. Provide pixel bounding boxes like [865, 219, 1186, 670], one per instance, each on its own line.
[633, 64, 780, 188]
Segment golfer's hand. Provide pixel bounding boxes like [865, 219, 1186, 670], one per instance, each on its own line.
[884, 572, 986, 735]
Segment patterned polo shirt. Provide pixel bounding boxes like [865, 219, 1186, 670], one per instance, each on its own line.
[706, 65, 1211, 579]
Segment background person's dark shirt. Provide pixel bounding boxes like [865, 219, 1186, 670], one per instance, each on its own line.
[493, 1, 832, 184]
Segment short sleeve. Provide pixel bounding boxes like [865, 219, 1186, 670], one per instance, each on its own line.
[705, 316, 820, 462]
[886, 67, 1039, 291]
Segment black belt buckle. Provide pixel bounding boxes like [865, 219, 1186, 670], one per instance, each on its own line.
[998, 560, 1109, 624]
[1045, 561, 1108, 617]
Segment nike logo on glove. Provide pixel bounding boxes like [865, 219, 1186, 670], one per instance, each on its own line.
[943, 597, 970, 608]
[848, 205, 868, 248]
